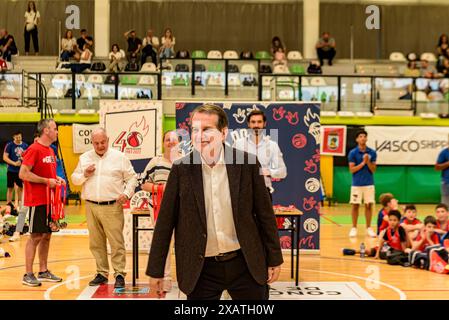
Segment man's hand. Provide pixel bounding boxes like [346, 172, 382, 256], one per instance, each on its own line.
[84, 164, 96, 178]
[363, 153, 370, 163]
[117, 194, 128, 205]
[56, 176, 67, 186]
[47, 178, 58, 188]
[149, 277, 166, 298]
[14, 160, 21, 166]
[267, 265, 281, 284]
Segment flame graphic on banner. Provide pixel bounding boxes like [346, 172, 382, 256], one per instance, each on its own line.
[303, 108, 320, 127]
[129, 116, 150, 137]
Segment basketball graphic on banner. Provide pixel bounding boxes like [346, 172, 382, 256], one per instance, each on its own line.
[292, 134, 307, 149]
[127, 131, 144, 148]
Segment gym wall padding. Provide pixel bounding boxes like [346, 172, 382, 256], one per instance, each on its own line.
[333, 166, 440, 204]
[0, 164, 6, 201]
[164, 116, 176, 132]
[320, 155, 333, 197]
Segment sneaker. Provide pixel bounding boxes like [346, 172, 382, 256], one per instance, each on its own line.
[367, 228, 377, 238]
[9, 233, 20, 242]
[114, 275, 125, 288]
[37, 270, 62, 282]
[349, 227, 357, 238]
[89, 274, 108, 286]
[22, 273, 42, 287]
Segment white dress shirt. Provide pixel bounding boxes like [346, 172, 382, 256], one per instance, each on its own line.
[201, 148, 240, 257]
[233, 133, 287, 189]
[71, 148, 138, 202]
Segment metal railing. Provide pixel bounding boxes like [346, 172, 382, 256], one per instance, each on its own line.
[2, 67, 449, 115]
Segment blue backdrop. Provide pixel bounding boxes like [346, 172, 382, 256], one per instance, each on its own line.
[175, 102, 321, 251]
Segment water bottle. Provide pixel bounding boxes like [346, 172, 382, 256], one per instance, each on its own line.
[360, 243, 366, 258]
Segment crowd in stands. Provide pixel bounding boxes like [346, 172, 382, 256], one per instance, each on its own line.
[1, 20, 338, 75]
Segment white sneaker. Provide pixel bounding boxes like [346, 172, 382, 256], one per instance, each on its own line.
[367, 227, 377, 238]
[9, 233, 20, 242]
[349, 227, 357, 238]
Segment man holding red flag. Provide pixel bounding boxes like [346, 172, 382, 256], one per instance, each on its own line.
[19, 118, 65, 287]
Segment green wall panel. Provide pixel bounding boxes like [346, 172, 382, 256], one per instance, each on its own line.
[0, 164, 6, 201]
[333, 166, 441, 204]
[406, 167, 441, 203]
[163, 116, 176, 132]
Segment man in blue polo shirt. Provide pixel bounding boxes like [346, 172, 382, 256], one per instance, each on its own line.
[348, 129, 377, 238]
[435, 141, 449, 207]
[3, 131, 28, 209]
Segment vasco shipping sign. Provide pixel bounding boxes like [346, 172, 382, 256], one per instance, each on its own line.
[366, 126, 449, 165]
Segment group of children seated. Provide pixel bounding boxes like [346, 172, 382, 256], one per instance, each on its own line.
[344, 193, 449, 274]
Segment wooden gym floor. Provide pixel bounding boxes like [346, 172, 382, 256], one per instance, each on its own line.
[0, 202, 447, 300]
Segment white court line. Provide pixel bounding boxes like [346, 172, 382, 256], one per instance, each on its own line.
[300, 268, 407, 300]
[45, 269, 407, 300]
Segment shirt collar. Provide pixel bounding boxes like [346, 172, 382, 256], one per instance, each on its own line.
[94, 149, 109, 159]
[248, 132, 267, 146]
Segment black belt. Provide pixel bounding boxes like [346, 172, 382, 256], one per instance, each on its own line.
[207, 250, 241, 262]
[86, 200, 116, 206]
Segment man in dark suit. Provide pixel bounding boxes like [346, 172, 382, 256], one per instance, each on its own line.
[146, 104, 283, 300]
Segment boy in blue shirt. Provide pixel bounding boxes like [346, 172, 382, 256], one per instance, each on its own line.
[2, 131, 28, 208]
[348, 129, 377, 238]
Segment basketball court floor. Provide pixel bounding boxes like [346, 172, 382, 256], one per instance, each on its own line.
[0, 203, 447, 300]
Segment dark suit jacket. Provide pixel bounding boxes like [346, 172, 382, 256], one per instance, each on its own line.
[146, 146, 283, 295]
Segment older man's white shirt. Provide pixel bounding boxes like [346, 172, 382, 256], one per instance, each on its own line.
[71, 148, 138, 202]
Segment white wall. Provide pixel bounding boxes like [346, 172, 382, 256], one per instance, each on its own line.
[95, 0, 110, 57]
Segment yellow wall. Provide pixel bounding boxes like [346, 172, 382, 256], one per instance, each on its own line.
[58, 125, 82, 193]
[320, 155, 333, 197]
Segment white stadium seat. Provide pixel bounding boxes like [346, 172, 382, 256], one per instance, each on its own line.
[240, 64, 257, 74]
[138, 75, 156, 86]
[287, 51, 303, 60]
[47, 88, 64, 99]
[310, 77, 327, 86]
[420, 52, 437, 62]
[389, 52, 407, 62]
[207, 50, 222, 59]
[87, 74, 103, 84]
[140, 62, 157, 72]
[223, 50, 239, 59]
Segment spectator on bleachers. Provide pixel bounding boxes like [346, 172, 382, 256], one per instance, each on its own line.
[60, 30, 77, 62]
[271, 36, 287, 67]
[71, 43, 92, 73]
[404, 61, 420, 77]
[437, 34, 449, 57]
[23, 1, 40, 56]
[159, 27, 175, 60]
[273, 47, 287, 67]
[316, 32, 336, 66]
[75, 29, 94, 59]
[0, 29, 18, 62]
[441, 58, 449, 78]
[420, 59, 440, 78]
[271, 36, 286, 55]
[108, 44, 126, 73]
[141, 29, 159, 67]
[124, 29, 142, 64]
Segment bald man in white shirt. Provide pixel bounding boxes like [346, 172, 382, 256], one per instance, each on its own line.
[71, 128, 138, 289]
